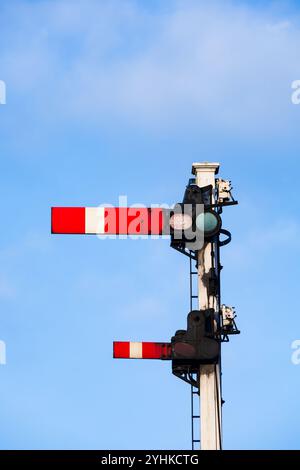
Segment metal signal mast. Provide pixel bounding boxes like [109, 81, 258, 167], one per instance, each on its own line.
[51, 162, 239, 450]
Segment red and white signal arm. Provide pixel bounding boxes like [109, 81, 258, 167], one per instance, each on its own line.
[51, 207, 166, 235]
[113, 342, 172, 360]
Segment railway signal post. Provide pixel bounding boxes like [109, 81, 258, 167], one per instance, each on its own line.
[51, 162, 239, 450]
[193, 162, 222, 450]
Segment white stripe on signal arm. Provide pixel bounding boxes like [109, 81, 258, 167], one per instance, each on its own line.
[85, 207, 105, 234]
[129, 342, 143, 359]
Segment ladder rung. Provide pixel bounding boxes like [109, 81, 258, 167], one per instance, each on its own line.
[192, 415, 200, 419]
[191, 295, 198, 298]
[191, 271, 198, 275]
[193, 440, 200, 443]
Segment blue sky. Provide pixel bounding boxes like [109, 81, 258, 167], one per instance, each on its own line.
[0, 0, 300, 450]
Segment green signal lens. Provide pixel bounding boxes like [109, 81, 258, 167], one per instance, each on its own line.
[196, 211, 221, 236]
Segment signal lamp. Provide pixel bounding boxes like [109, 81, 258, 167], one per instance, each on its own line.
[169, 213, 193, 231]
[196, 210, 221, 239]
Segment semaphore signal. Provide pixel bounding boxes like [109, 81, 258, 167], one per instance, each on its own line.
[51, 162, 240, 450]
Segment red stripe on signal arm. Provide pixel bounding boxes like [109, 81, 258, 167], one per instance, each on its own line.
[113, 341, 130, 358]
[51, 207, 85, 234]
[142, 342, 172, 359]
[104, 208, 164, 235]
[113, 342, 172, 360]
[51, 207, 165, 235]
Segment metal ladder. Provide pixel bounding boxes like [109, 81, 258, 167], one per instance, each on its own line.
[189, 255, 200, 450]
[191, 381, 200, 450]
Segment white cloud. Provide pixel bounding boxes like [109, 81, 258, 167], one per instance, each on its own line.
[1, 0, 300, 135]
